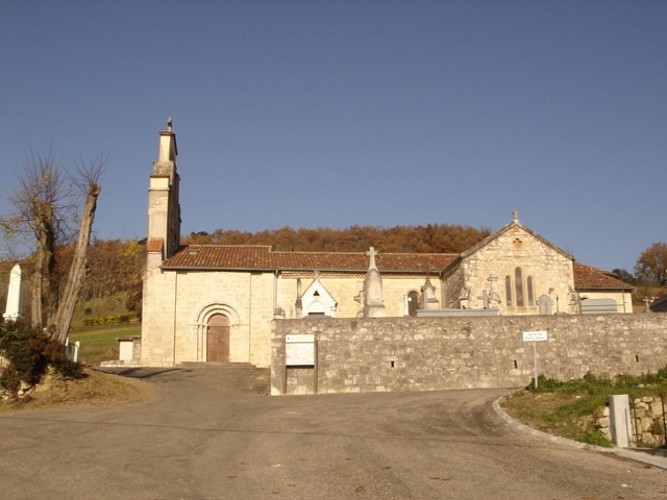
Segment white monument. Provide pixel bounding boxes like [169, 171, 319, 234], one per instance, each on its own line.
[3, 263, 24, 322]
[363, 247, 385, 318]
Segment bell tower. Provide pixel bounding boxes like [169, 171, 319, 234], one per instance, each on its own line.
[147, 118, 181, 264]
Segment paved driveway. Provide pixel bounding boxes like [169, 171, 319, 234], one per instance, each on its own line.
[1, 365, 665, 499]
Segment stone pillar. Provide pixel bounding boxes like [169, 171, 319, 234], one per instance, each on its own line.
[364, 247, 385, 318]
[609, 395, 634, 447]
[3, 263, 24, 322]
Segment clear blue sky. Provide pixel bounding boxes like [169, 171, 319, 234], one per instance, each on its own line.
[1, 1, 665, 272]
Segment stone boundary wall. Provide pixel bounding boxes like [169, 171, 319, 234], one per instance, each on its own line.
[271, 314, 667, 395]
[595, 396, 666, 448]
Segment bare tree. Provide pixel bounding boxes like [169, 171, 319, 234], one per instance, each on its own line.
[1, 150, 105, 344]
[48, 161, 103, 344]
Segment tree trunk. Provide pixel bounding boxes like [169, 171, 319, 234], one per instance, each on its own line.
[30, 263, 42, 328]
[31, 201, 57, 329]
[49, 184, 101, 344]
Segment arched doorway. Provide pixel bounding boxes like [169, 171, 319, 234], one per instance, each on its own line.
[207, 314, 230, 362]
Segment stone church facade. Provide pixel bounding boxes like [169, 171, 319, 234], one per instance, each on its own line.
[140, 124, 633, 368]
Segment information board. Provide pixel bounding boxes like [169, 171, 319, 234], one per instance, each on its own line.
[285, 334, 316, 366]
[522, 330, 548, 342]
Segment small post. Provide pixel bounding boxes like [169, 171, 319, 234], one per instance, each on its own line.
[533, 342, 538, 389]
[522, 330, 548, 389]
[609, 395, 633, 447]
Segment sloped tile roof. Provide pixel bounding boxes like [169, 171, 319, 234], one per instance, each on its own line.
[573, 262, 634, 291]
[162, 245, 458, 273]
[161, 245, 632, 291]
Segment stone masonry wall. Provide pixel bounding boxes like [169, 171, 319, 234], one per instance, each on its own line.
[271, 314, 667, 395]
[594, 396, 666, 448]
[443, 224, 576, 315]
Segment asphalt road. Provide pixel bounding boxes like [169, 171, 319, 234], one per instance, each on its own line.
[0, 365, 665, 499]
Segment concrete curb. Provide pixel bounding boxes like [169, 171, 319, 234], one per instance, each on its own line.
[493, 394, 667, 471]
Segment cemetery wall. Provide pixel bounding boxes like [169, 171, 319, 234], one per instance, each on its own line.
[271, 314, 667, 395]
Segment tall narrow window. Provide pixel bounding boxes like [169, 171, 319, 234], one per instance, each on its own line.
[505, 276, 512, 306]
[515, 268, 524, 307]
[527, 276, 534, 306]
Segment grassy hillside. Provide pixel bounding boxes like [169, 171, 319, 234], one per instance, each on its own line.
[68, 292, 140, 366]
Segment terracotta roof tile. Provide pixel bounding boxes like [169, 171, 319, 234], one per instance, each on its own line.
[162, 245, 457, 273]
[573, 262, 633, 291]
[147, 238, 163, 253]
[162, 245, 630, 290]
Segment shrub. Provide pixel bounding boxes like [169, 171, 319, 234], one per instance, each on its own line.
[0, 320, 84, 397]
[82, 312, 137, 328]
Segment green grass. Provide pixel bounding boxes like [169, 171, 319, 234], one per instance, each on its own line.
[68, 324, 140, 366]
[71, 292, 131, 329]
[65, 292, 141, 366]
[503, 370, 667, 448]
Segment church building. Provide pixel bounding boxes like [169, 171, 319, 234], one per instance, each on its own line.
[140, 123, 633, 368]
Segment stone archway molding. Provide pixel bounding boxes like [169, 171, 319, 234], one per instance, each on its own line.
[192, 302, 242, 363]
[195, 302, 241, 327]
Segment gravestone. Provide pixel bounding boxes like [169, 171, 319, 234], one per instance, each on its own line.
[580, 298, 617, 315]
[415, 308, 499, 317]
[3, 263, 24, 322]
[420, 278, 438, 310]
[538, 294, 553, 315]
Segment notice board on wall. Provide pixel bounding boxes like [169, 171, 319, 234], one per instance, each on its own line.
[285, 334, 316, 366]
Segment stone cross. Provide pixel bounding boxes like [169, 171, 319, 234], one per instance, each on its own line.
[512, 208, 519, 222]
[485, 273, 501, 309]
[366, 246, 379, 270]
[476, 289, 491, 309]
[487, 273, 498, 292]
[3, 263, 23, 322]
[400, 294, 412, 317]
[643, 297, 653, 313]
[538, 294, 553, 315]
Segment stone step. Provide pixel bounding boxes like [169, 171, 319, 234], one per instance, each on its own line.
[177, 361, 267, 372]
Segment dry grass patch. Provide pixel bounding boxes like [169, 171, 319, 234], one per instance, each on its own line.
[0, 368, 153, 414]
[502, 390, 599, 442]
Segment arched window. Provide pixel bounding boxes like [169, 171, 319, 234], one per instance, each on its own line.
[408, 290, 419, 316]
[515, 268, 524, 307]
[527, 276, 534, 306]
[505, 276, 512, 306]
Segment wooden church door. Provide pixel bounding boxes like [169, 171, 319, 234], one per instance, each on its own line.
[207, 314, 230, 362]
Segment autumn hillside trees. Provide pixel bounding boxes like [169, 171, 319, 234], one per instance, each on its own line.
[635, 242, 667, 286]
[183, 224, 492, 254]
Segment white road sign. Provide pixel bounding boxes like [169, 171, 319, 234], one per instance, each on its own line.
[522, 330, 548, 342]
